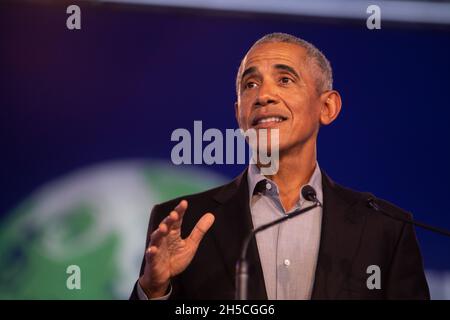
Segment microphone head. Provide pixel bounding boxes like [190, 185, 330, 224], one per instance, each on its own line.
[301, 185, 317, 202]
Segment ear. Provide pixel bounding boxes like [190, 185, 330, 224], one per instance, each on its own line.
[319, 90, 342, 126]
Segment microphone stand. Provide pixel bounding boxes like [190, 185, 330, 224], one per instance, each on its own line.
[367, 198, 450, 238]
[235, 201, 321, 300]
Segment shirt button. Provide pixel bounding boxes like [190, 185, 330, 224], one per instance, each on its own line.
[266, 182, 272, 190]
[284, 259, 290, 267]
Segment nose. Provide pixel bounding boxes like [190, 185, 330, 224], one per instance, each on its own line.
[254, 82, 279, 107]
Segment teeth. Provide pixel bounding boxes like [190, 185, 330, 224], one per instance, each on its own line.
[257, 117, 284, 124]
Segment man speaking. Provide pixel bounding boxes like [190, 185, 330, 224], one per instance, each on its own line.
[130, 33, 429, 300]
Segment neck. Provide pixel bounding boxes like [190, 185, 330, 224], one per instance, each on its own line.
[258, 139, 317, 211]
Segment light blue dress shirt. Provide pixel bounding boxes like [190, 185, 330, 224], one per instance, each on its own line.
[247, 162, 323, 299]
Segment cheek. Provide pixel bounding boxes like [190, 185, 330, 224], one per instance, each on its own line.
[286, 98, 320, 129]
[286, 96, 310, 118]
[236, 105, 250, 129]
[238, 96, 253, 115]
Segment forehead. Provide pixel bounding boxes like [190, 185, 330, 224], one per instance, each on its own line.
[241, 42, 307, 71]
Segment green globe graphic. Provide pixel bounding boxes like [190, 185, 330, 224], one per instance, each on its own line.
[0, 160, 226, 299]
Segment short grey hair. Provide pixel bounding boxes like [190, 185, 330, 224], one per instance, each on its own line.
[236, 32, 333, 95]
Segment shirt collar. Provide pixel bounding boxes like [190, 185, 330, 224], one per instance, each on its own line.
[247, 162, 323, 206]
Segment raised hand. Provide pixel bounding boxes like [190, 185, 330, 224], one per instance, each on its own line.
[138, 200, 215, 298]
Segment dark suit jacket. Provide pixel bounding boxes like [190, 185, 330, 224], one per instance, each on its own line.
[130, 169, 430, 300]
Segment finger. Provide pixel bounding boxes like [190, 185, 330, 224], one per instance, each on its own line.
[146, 245, 158, 257]
[144, 245, 158, 263]
[144, 245, 169, 269]
[160, 210, 179, 232]
[174, 199, 188, 217]
[149, 200, 187, 246]
[149, 222, 169, 246]
[188, 213, 215, 246]
[172, 200, 188, 229]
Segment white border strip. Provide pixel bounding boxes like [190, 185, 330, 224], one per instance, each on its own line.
[97, 0, 450, 25]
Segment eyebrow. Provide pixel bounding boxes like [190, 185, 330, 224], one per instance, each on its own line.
[241, 66, 258, 82]
[240, 64, 300, 84]
[274, 64, 300, 79]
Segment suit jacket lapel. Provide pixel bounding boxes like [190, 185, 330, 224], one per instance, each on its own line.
[311, 170, 368, 299]
[211, 170, 268, 300]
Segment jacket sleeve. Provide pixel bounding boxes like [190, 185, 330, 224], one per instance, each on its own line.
[385, 220, 430, 299]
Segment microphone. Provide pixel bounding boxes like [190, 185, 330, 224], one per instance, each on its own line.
[235, 184, 322, 300]
[366, 197, 450, 237]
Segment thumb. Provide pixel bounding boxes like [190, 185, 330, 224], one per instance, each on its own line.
[188, 213, 215, 246]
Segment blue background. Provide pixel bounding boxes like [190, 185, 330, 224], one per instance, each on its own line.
[1, 1, 449, 277]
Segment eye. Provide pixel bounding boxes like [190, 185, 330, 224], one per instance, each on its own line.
[245, 81, 258, 89]
[280, 77, 293, 85]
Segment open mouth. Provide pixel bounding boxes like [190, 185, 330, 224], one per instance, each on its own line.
[252, 116, 288, 127]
